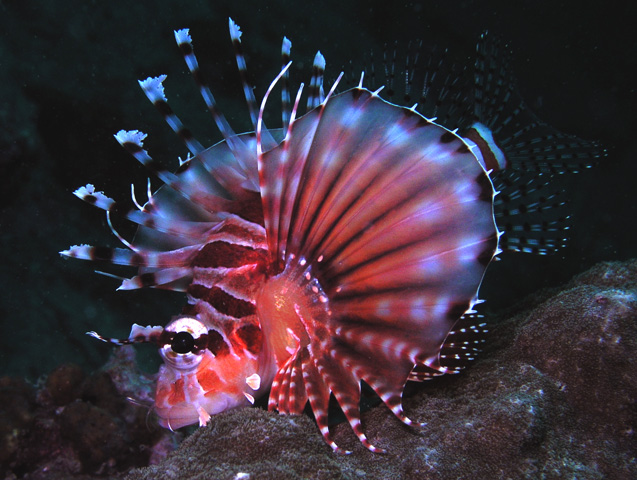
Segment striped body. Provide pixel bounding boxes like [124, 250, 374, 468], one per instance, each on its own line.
[61, 19, 603, 453]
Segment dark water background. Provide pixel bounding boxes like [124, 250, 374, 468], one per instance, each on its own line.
[0, 0, 634, 380]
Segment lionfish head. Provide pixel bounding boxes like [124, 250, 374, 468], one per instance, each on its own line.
[89, 316, 267, 430]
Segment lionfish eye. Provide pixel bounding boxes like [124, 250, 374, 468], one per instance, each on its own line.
[159, 316, 208, 369]
[171, 331, 195, 354]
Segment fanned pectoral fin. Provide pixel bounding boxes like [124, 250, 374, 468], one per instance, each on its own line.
[294, 343, 387, 452]
[269, 321, 418, 453]
[328, 331, 421, 426]
[311, 347, 378, 452]
[259, 87, 498, 452]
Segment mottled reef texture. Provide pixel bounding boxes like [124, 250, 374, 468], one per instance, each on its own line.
[5, 260, 631, 480]
[0, 348, 179, 480]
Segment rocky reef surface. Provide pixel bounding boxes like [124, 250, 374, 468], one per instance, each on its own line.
[0, 348, 179, 480]
[2, 259, 635, 479]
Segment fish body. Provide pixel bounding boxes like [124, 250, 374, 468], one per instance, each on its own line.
[62, 19, 602, 452]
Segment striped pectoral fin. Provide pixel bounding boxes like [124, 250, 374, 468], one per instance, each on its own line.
[60, 243, 199, 268]
[313, 352, 379, 453]
[259, 86, 498, 278]
[296, 346, 345, 453]
[269, 358, 291, 412]
[259, 271, 380, 452]
[294, 330, 418, 453]
[321, 340, 422, 453]
[269, 345, 307, 416]
[286, 352, 307, 414]
[257, 85, 498, 452]
[328, 320, 433, 423]
[341, 346, 418, 427]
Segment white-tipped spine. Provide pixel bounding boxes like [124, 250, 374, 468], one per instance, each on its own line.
[114, 130, 147, 147]
[174, 28, 191, 45]
[139, 76, 168, 103]
[313, 51, 326, 70]
[229, 18, 242, 41]
[174, 29, 199, 72]
[282, 36, 292, 55]
[73, 184, 116, 210]
[60, 244, 91, 259]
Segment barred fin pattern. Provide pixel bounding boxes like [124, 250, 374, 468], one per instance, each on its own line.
[307, 51, 326, 110]
[60, 22, 276, 294]
[61, 244, 198, 269]
[258, 86, 498, 451]
[364, 41, 473, 130]
[68, 184, 219, 239]
[281, 37, 293, 131]
[471, 32, 605, 175]
[360, 32, 605, 256]
[409, 312, 488, 380]
[174, 27, 264, 188]
[173, 29, 238, 145]
[493, 171, 572, 254]
[229, 18, 259, 130]
[138, 75, 205, 156]
[119, 266, 194, 291]
[115, 130, 233, 215]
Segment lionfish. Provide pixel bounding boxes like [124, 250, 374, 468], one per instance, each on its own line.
[61, 19, 602, 452]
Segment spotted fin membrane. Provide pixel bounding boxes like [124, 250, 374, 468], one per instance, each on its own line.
[61, 20, 603, 453]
